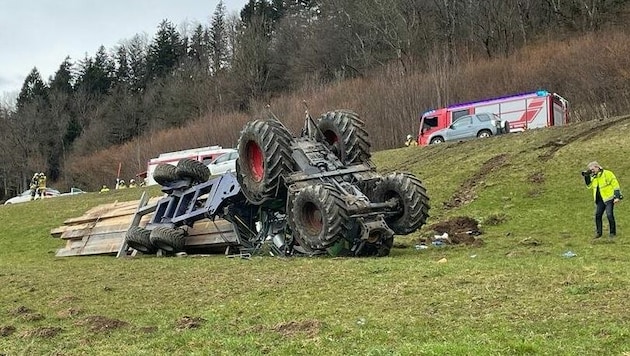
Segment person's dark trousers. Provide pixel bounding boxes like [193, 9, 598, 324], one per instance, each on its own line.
[595, 199, 616, 236]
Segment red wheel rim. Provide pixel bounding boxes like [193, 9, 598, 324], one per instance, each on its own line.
[246, 141, 264, 182]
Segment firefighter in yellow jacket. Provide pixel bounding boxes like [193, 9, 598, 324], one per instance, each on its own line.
[36, 173, 47, 200]
[583, 161, 622, 238]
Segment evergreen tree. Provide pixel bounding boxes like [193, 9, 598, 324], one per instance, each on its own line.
[16, 68, 48, 110]
[76, 46, 114, 95]
[210, 1, 228, 74]
[147, 20, 186, 80]
[49, 57, 75, 94]
[114, 44, 131, 86]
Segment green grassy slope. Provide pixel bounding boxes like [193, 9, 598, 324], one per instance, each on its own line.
[1, 116, 630, 355]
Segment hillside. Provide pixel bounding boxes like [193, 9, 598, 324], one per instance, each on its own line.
[1, 116, 630, 354]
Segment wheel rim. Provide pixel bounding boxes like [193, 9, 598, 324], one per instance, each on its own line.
[479, 132, 490, 138]
[246, 141, 264, 182]
[302, 202, 323, 236]
[323, 130, 339, 146]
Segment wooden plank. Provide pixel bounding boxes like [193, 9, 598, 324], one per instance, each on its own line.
[60, 215, 153, 240]
[61, 197, 160, 225]
[56, 233, 125, 257]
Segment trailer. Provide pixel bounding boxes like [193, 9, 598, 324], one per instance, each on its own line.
[417, 90, 569, 146]
[143, 146, 234, 186]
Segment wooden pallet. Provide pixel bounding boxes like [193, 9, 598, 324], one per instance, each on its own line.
[51, 197, 239, 257]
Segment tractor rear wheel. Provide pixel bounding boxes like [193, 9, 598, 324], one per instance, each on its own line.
[237, 119, 294, 204]
[317, 110, 371, 165]
[177, 158, 210, 184]
[149, 226, 187, 253]
[125, 226, 157, 254]
[289, 184, 350, 250]
[371, 173, 430, 235]
[153, 164, 178, 186]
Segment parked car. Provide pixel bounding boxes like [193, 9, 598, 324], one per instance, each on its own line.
[427, 112, 510, 144]
[3, 188, 61, 205]
[59, 187, 87, 197]
[206, 149, 238, 176]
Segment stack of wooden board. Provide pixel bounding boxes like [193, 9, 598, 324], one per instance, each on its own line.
[50, 197, 240, 257]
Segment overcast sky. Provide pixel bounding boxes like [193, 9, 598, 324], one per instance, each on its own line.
[0, 0, 248, 100]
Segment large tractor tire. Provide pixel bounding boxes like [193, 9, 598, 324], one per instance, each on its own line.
[370, 173, 430, 235]
[289, 184, 350, 250]
[125, 226, 157, 254]
[149, 226, 187, 253]
[153, 164, 178, 186]
[237, 119, 294, 204]
[177, 158, 210, 184]
[317, 110, 371, 165]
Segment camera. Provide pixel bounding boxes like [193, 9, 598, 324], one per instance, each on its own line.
[581, 170, 591, 177]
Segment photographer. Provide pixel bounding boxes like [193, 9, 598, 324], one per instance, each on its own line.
[582, 161, 622, 239]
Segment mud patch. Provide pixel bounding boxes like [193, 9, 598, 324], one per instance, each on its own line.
[77, 315, 128, 333]
[272, 320, 321, 338]
[0, 325, 16, 337]
[19, 327, 62, 338]
[57, 308, 82, 319]
[444, 154, 510, 209]
[8, 306, 32, 315]
[175, 316, 206, 331]
[528, 172, 545, 184]
[425, 216, 483, 245]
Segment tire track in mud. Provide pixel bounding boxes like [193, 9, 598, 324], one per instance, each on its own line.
[443, 153, 510, 209]
[535, 116, 630, 161]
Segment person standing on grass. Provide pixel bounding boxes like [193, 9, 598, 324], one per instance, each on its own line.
[583, 161, 622, 238]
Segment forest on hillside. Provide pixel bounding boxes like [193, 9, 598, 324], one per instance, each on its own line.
[1, 0, 630, 198]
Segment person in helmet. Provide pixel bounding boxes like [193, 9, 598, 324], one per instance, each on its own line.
[36, 172, 47, 199]
[405, 134, 418, 146]
[117, 179, 127, 189]
[100, 185, 110, 193]
[30, 173, 39, 200]
[128, 179, 137, 188]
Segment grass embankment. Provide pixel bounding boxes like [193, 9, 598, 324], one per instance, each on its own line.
[2, 116, 630, 355]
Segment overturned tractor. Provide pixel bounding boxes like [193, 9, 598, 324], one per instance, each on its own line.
[125, 109, 430, 257]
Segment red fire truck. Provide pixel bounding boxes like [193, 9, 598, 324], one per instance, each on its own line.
[417, 90, 569, 146]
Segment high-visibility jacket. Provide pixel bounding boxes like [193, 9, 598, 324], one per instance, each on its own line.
[587, 169, 621, 202]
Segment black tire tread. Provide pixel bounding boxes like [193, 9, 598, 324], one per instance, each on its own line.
[153, 164, 178, 186]
[237, 119, 294, 204]
[371, 172, 430, 235]
[177, 158, 210, 184]
[125, 226, 157, 254]
[149, 226, 187, 252]
[289, 184, 351, 250]
[317, 110, 371, 165]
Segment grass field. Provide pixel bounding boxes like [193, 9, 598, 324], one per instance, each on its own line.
[2, 115, 630, 355]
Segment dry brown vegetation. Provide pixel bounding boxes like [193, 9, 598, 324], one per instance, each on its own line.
[66, 29, 630, 190]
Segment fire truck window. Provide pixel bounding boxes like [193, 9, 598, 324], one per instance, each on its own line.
[452, 110, 469, 121]
[424, 117, 438, 128]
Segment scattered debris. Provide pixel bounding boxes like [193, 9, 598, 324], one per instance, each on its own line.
[562, 251, 577, 258]
[424, 216, 484, 246]
[437, 258, 448, 263]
